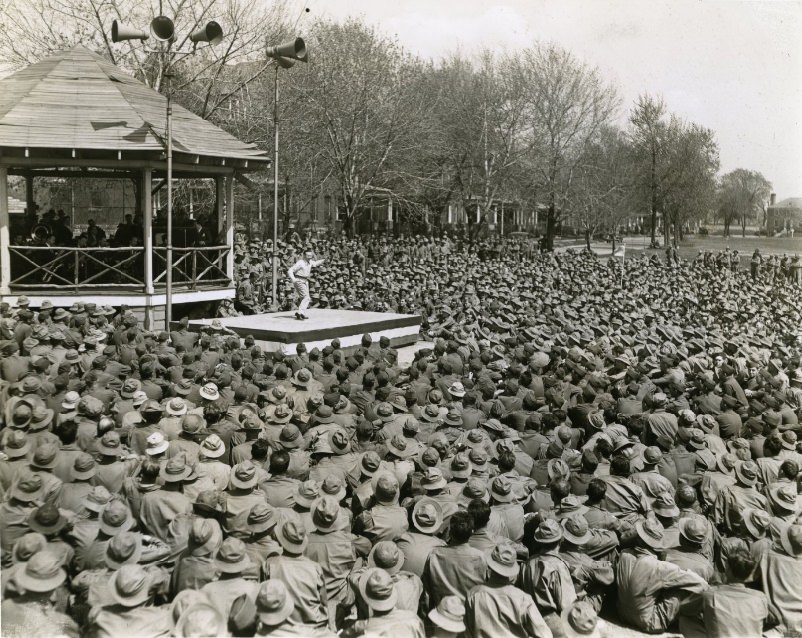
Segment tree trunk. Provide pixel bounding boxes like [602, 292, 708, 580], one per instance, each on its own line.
[650, 206, 657, 247]
[343, 212, 354, 238]
[585, 228, 591, 251]
[741, 216, 747, 237]
[545, 203, 557, 251]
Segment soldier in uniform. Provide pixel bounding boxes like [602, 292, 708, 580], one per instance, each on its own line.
[236, 272, 261, 315]
[730, 250, 740, 273]
[750, 249, 762, 279]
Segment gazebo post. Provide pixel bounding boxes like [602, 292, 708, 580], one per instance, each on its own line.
[142, 168, 154, 328]
[0, 166, 10, 295]
[24, 172, 34, 220]
[216, 176, 224, 237]
[225, 175, 234, 281]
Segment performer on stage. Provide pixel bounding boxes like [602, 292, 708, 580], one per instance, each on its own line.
[288, 249, 325, 320]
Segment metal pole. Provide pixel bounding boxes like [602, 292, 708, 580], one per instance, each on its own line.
[165, 89, 173, 330]
[271, 65, 279, 307]
[500, 201, 504, 236]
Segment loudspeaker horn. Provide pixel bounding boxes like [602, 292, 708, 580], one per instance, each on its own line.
[111, 20, 149, 42]
[190, 21, 224, 45]
[276, 56, 296, 69]
[150, 15, 175, 42]
[266, 37, 308, 63]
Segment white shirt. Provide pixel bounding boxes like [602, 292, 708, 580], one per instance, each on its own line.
[288, 259, 324, 280]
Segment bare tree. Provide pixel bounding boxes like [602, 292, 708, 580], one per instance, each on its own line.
[278, 19, 434, 236]
[717, 169, 772, 237]
[627, 94, 670, 247]
[0, 0, 291, 119]
[628, 95, 720, 247]
[658, 120, 719, 246]
[429, 52, 530, 237]
[518, 44, 620, 250]
[566, 125, 633, 251]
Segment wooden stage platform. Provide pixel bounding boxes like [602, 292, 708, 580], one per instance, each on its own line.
[189, 309, 422, 354]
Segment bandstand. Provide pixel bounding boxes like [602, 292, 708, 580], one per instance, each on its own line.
[0, 46, 269, 326]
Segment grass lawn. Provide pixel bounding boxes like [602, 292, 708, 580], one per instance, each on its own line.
[672, 234, 802, 260]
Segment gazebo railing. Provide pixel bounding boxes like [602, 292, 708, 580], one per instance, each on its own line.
[9, 245, 146, 290]
[8, 244, 231, 292]
[152, 245, 230, 290]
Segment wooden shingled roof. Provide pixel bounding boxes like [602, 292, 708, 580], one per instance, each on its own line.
[0, 46, 269, 168]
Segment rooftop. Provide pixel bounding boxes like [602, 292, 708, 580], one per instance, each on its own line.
[0, 46, 268, 169]
[769, 197, 802, 209]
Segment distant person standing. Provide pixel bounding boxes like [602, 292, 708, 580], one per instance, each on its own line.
[730, 250, 740, 273]
[750, 249, 762, 280]
[792, 254, 802, 284]
[288, 249, 325, 320]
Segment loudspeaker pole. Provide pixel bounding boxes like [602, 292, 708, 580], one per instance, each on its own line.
[111, 15, 224, 331]
[264, 37, 308, 307]
[165, 74, 173, 331]
[272, 65, 279, 307]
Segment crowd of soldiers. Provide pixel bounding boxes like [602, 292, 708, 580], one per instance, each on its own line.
[0, 241, 801, 637]
[691, 247, 802, 282]
[230, 235, 537, 316]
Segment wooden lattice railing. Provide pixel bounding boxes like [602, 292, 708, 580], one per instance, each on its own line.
[152, 245, 230, 290]
[8, 244, 230, 292]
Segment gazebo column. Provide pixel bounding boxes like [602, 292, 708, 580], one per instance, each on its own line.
[0, 167, 10, 295]
[216, 176, 225, 274]
[225, 176, 234, 281]
[25, 172, 34, 219]
[141, 169, 154, 328]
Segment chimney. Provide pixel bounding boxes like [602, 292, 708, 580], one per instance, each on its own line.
[770, 193, 776, 206]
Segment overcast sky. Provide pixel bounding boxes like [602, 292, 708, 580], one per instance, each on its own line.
[304, 0, 802, 199]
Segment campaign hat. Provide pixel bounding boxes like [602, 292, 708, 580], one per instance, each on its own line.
[109, 564, 153, 607]
[486, 542, 519, 578]
[71, 452, 97, 480]
[367, 540, 404, 575]
[4, 430, 30, 459]
[256, 580, 294, 625]
[275, 519, 308, 554]
[770, 484, 799, 513]
[412, 498, 443, 534]
[562, 600, 602, 638]
[215, 537, 253, 574]
[15, 552, 66, 593]
[99, 501, 134, 536]
[534, 518, 563, 544]
[174, 603, 225, 638]
[561, 514, 593, 545]
[230, 461, 258, 489]
[294, 480, 320, 509]
[247, 502, 278, 534]
[359, 568, 397, 612]
[428, 596, 466, 634]
[200, 434, 226, 458]
[27, 503, 68, 535]
[320, 474, 347, 502]
[780, 523, 802, 557]
[311, 496, 341, 532]
[105, 532, 143, 570]
[635, 518, 664, 550]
